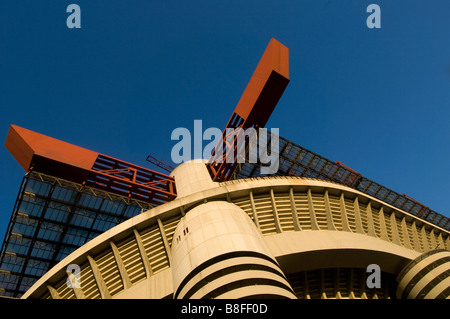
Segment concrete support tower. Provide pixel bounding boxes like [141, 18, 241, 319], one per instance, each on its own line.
[170, 160, 296, 299]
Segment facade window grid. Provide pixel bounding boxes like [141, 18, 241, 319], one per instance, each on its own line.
[428, 213, 439, 223]
[73, 208, 102, 229]
[25, 180, 51, 198]
[37, 222, 63, 242]
[23, 259, 49, 276]
[12, 221, 38, 236]
[0, 173, 151, 298]
[51, 185, 77, 203]
[0, 274, 19, 292]
[6, 240, 31, 257]
[17, 192, 138, 238]
[410, 204, 422, 216]
[30, 247, 54, 260]
[243, 134, 450, 230]
[18, 277, 36, 292]
[2, 255, 25, 273]
[32, 239, 56, 252]
[79, 193, 103, 210]
[19, 198, 45, 217]
[62, 228, 90, 246]
[44, 207, 69, 223]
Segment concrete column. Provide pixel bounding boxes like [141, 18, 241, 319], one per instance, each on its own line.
[377, 207, 390, 241]
[133, 229, 154, 278]
[110, 242, 131, 289]
[171, 200, 296, 299]
[307, 189, 320, 231]
[289, 187, 301, 231]
[47, 285, 60, 299]
[249, 191, 261, 229]
[352, 197, 365, 234]
[339, 193, 352, 233]
[270, 188, 283, 233]
[170, 159, 217, 198]
[169, 160, 295, 299]
[389, 213, 401, 245]
[324, 190, 337, 231]
[87, 255, 111, 299]
[401, 217, 413, 249]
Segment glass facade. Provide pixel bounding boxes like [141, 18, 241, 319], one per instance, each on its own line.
[0, 172, 153, 298]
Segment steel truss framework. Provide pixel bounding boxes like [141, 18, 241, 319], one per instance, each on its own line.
[232, 131, 450, 231]
[0, 172, 153, 298]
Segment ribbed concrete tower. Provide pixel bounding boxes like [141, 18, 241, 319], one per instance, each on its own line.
[396, 249, 450, 299]
[170, 160, 296, 299]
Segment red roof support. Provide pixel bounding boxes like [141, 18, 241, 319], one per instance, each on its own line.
[5, 125, 176, 205]
[208, 38, 290, 181]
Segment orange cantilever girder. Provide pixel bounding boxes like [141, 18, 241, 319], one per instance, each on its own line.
[231, 38, 289, 127]
[5, 125, 176, 205]
[5, 124, 99, 172]
[208, 38, 290, 181]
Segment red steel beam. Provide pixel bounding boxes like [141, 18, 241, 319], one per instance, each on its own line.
[5, 124, 98, 172]
[208, 38, 290, 181]
[5, 125, 176, 205]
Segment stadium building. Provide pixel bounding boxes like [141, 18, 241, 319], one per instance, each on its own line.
[1, 39, 449, 299]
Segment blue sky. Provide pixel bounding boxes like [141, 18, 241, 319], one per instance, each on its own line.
[0, 1, 449, 241]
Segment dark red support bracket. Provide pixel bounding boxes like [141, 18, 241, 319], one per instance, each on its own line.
[5, 125, 176, 205]
[208, 38, 290, 182]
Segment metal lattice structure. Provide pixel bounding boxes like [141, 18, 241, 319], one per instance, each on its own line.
[207, 38, 289, 181]
[0, 172, 153, 297]
[1, 125, 177, 298]
[232, 131, 450, 231]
